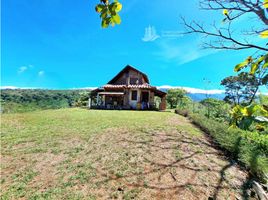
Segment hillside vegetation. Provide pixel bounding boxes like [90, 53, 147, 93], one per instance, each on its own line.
[0, 89, 90, 113]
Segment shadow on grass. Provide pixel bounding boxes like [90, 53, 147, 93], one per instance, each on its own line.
[92, 130, 253, 199]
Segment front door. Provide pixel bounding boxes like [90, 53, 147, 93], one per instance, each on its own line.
[141, 91, 149, 102]
[129, 90, 138, 109]
[141, 91, 149, 109]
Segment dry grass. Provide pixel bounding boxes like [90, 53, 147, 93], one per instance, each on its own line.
[1, 108, 254, 199]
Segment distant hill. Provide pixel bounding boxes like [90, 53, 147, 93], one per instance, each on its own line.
[0, 89, 89, 113]
[157, 86, 226, 101]
[186, 93, 225, 101]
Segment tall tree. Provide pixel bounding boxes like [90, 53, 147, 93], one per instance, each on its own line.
[166, 89, 187, 109]
[221, 72, 259, 105]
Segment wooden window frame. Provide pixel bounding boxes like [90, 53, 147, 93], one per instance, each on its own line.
[131, 90, 138, 101]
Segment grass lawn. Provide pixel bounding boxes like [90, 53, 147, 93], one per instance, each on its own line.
[1, 108, 253, 199]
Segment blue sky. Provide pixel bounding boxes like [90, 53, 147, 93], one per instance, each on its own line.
[1, 0, 266, 91]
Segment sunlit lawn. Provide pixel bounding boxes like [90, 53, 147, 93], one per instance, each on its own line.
[1, 108, 249, 199]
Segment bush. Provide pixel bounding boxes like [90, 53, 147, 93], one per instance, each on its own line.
[188, 113, 268, 182]
[175, 109, 189, 117]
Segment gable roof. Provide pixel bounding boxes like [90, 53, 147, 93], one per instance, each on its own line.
[107, 65, 150, 84]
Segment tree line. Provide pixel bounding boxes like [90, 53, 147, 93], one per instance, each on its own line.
[0, 89, 90, 113]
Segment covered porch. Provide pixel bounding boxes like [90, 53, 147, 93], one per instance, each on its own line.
[89, 87, 166, 110]
[90, 90, 125, 109]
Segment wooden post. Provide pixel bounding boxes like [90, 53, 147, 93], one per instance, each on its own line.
[97, 93, 100, 106]
[88, 97, 91, 109]
[159, 96, 167, 110]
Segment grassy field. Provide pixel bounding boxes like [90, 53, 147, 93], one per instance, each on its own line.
[1, 108, 254, 199]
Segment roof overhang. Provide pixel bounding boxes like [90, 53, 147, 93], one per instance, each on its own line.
[153, 89, 166, 98]
[98, 92, 124, 95]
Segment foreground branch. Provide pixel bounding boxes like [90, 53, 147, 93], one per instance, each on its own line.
[181, 17, 268, 51]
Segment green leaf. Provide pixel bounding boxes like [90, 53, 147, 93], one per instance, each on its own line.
[262, 74, 268, 85]
[250, 63, 258, 75]
[260, 30, 268, 38]
[234, 61, 248, 72]
[234, 56, 252, 72]
[246, 104, 260, 116]
[95, 4, 105, 13]
[114, 2, 122, 12]
[250, 55, 266, 74]
[263, 55, 268, 69]
[264, 0, 268, 8]
[109, 2, 122, 12]
[101, 17, 111, 28]
[100, 10, 107, 19]
[223, 9, 228, 15]
[111, 14, 121, 24]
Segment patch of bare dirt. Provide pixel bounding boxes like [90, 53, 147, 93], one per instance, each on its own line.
[1, 117, 255, 199]
[166, 115, 191, 126]
[57, 119, 253, 200]
[29, 152, 66, 189]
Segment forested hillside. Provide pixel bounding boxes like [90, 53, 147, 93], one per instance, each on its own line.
[0, 89, 90, 113]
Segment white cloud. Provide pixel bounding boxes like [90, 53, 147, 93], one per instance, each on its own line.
[70, 87, 98, 90]
[154, 38, 218, 66]
[18, 66, 28, 74]
[38, 71, 45, 76]
[0, 86, 19, 89]
[157, 85, 225, 94]
[0, 86, 38, 89]
[142, 25, 160, 42]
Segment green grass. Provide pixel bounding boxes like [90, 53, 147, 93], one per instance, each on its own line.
[1, 108, 252, 199]
[1, 108, 176, 149]
[1, 108, 186, 199]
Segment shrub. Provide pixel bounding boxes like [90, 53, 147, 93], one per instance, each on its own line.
[188, 113, 268, 183]
[175, 109, 189, 117]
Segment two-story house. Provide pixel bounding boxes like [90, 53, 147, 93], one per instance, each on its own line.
[90, 65, 166, 110]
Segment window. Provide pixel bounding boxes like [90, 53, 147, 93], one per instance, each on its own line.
[130, 78, 140, 85]
[131, 90, 138, 101]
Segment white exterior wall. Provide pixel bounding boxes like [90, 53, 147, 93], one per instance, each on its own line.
[129, 89, 140, 109]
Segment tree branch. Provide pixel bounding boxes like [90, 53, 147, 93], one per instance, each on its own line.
[181, 17, 268, 51]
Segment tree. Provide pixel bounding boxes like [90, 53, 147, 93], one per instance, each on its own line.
[200, 98, 230, 120]
[179, 96, 192, 109]
[234, 53, 268, 101]
[181, 0, 268, 51]
[228, 53, 268, 130]
[74, 91, 91, 107]
[166, 89, 187, 109]
[221, 72, 259, 105]
[180, 0, 268, 130]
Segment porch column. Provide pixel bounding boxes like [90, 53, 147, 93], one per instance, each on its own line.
[97, 93, 100, 106]
[103, 95, 106, 106]
[88, 97, 91, 109]
[159, 96, 167, 110]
